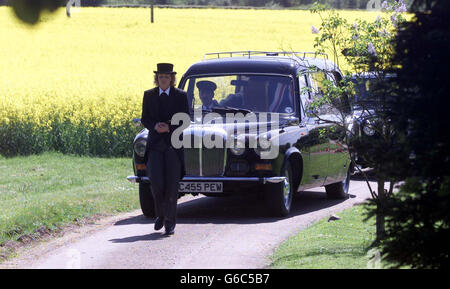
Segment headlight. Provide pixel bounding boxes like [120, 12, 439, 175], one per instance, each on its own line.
[134, 139, 147, 157]
[254, 137, 272, 156]
[362, 123, 375, 136]
[230, 139, 246, 156]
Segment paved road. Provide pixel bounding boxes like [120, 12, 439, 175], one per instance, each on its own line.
[7, 177, 380, 269]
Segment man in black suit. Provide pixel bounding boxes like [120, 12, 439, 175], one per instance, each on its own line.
[141, 63, 190, 235]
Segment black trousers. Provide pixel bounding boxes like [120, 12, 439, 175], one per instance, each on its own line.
[146, 139, 182, 225]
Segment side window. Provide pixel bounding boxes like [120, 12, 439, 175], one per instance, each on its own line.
[304, 71, 329, 117]
[184, 77, 196, 113]
[327, 70, 342, 84]
[309, 71, 328, 98]
[327, 70, 351, 115]
[308, 70, 342, 117]
[334, 71, 343, 83]
[298, 74, 310, 119]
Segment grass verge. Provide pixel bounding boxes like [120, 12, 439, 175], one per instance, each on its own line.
[269, 205, 383, 269]
[0, 151, 139, 261]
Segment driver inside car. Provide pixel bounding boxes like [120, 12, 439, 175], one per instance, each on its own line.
[197, 80, 220, 110]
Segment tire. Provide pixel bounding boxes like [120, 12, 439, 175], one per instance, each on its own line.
[325, 167, 351, 199]
[139, 183, 156, 218]
[264, 161, 294, 217]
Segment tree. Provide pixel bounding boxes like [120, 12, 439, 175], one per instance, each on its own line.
[306, 0, 408, 240]
[10, 0, 63, 24]
[376, 0, 450, 268]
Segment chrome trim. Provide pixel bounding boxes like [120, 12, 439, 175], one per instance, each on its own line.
[264, 176, 288, 184]
[127, 176, 137, 183]
[183, 176, 287, 184]
[182, 73, 294, 81]
[127, 176, 150, 183]
[282, 167, 291, 209]
[199, 139, 203, 176]
[183, 177, 259, 182]
[126, 175, 286, 184]
[223, 148, 228, 173]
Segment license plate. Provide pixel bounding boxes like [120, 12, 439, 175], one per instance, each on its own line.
[179, 182, 223, 193]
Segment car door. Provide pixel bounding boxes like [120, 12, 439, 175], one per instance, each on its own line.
[295, 72, 330, 188]
[323, 70, 352, 185]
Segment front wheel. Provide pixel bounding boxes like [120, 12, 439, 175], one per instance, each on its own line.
[139, 183, 156, 218]
[264, 161, 294, 217]
[325, 167, 350, 199]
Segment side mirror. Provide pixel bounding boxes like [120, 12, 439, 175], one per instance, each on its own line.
[133, 118, 142, 127]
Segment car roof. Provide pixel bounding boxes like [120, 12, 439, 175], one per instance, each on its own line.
[183, 56, 340, 77]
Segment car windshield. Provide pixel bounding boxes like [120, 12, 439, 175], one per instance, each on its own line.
[182, 74, 296, 114]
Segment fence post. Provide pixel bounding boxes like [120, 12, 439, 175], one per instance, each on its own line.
[151, 3, 154, 23]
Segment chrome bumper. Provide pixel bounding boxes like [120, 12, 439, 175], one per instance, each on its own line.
[126, 175, 286, 184]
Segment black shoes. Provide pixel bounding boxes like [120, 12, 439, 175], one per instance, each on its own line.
[164, 220, 175, 235]
[155, 217, 175, 235]
[154, 217, 164, 231]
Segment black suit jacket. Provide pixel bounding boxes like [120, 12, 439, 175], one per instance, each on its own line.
[141, 87, 190, 178]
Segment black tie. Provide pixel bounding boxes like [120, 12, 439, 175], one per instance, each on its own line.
[159, 92, 172, 123]
[160, 91, 175, 147]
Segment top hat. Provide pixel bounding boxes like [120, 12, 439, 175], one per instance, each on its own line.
[154, 63, 177, 74]
[196, 80, 217, 91]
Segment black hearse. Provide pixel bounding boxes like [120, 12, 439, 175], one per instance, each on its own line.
[128, 51, 352, 217]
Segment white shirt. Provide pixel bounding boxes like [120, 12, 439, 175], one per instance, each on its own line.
[156, 87, 171, 133]
[159, 86, 171, 96]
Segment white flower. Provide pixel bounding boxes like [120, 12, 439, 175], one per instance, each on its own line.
[396, 1, 407, 13]
[376, 15, 382, 23]
[352, 22, 359, 30]
[378, 29, 389, 37]
[311, 26, 320, 34]
[391, 14, 398, 24]
[368, 42, 377, 56]
[304, 98, 312, 107]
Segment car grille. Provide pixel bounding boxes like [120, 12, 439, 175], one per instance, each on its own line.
[184, 147, 200, 176]
[201, 147, 226, 176]
[184, 133, 226, 177]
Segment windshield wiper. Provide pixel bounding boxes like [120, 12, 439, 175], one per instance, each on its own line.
[211, 106, 253, 115]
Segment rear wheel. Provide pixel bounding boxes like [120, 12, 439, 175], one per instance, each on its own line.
[325, 168, 350, 199]
[264, 161, 294, 217]
[139, 183, 156, 218]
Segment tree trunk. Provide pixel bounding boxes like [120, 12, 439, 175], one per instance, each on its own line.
[376, 179, 386, 240]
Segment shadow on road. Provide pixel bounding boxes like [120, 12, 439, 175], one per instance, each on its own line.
[114, 189, 356, 227]
[109, 232, 171, 243]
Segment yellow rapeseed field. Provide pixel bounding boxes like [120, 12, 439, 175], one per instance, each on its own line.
[0, 7, 379, 156]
